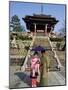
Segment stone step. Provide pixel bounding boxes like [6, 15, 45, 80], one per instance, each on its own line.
[49, 67, 60, 71]
[25, 67, 31, 72]
[28, 37, 59, 71]
[10, 58, 25, 66]
[33, 38, 51, 48]
[36, 32, 45, 36]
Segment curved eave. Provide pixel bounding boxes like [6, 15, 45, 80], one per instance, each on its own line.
[22, 18, 59, 25]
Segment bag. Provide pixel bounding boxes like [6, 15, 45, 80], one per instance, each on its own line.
[30, 71, 38, 78]
[35, 72, 38, 76]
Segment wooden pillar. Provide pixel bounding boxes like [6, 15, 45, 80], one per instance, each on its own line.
[34, 23, 36, 35]
[45, 24, 48, 36]
[49, 26, 54, 37]
[51, 26, 53, 32]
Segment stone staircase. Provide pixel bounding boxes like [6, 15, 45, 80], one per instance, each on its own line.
[32, 37, 59, 71]
[33, 37, 51, 48]
[10, 36, 64, 88]
[48, 50, 58, 71]
[25, 37, 59, 72]
[36, 32, 45, 36]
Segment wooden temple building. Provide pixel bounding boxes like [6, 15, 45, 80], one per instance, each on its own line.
[22, 14, 59, 36]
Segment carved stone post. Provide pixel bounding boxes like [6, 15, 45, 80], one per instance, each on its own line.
[45, 24, 48, 36]
[49, 26, 54, 37]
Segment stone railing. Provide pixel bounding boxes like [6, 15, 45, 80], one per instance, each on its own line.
[48, 37, 62, 69]
[21, 36, 36, 72]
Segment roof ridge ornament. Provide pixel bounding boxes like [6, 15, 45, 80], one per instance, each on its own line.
[41, 4, 43, 14]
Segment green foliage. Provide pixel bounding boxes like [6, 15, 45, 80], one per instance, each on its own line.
[16, 34, 32, 40]
[50, 37, 63, 42]
[10, 15, 24, 32]
[25, 46, 30, 51]
[56, 43, 61, 50]
[62, 43, 66, 51]
[59, 20, 65, 37]
[10, 34, 13, 40]
[13, 25, 22, 32]
[11, 15, 20, 23]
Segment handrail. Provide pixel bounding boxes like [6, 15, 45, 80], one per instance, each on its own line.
[21, 35, 36, 71]
[48, 37, 62, 69]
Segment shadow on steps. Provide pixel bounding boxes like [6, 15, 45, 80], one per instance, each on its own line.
[14, 72, 31, 87]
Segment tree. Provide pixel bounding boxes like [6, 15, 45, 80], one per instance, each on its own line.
[59, 20, 66, 51]
[60, 20, 66, 37]
[62, 42, 66, 51]
[56, 42, 61, 50]
[10, 15, 22, 32]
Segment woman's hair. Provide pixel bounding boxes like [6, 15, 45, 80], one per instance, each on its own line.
[34, 51, 38, 55]
[41, 50, 45, 54]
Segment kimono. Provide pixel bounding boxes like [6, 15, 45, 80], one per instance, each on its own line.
[30, 56, 40, 77]
[30, 56, 40, 87]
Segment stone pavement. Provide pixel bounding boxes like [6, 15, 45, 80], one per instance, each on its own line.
[48, 71, 65, 86]
[9, 66, 31, 88]
[9, 66, 66, 88]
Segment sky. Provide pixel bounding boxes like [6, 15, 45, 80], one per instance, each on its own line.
[9, 1, 66, 33]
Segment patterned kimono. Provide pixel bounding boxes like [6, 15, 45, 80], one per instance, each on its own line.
[31, 56, 40, 77]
